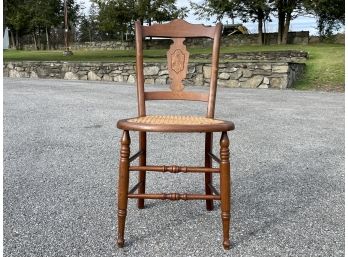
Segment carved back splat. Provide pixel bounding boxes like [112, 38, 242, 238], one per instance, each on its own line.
[167, 38, 189, 92]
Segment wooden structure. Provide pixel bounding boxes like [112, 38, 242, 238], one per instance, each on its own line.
[116, 19, 235, 250]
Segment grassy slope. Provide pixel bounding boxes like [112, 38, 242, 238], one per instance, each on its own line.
[294, 44, 344, 91]
[222, 44, 344, 91]
[3, 43, 344, 91]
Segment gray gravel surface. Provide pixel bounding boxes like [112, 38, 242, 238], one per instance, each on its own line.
[4, 78, 344, 257]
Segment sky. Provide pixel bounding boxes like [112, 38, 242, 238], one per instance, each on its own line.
[78, 0, 345, 36]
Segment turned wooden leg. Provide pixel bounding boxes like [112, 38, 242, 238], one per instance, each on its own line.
[117, 130, 131, 248]
[205, 132, 214, 211]
[138, 131, 146, 209]
[219, 132, 231, 250]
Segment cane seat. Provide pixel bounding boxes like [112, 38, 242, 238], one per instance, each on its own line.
[117, 115, 235, 132]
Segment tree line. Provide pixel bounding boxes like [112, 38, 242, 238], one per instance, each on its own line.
[191, 0, 345, 44]
[4, 0, 80, 49]
[4, 0, 344, 50]
[80, 0, 187, 42]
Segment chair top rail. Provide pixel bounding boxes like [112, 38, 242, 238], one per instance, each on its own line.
[141, 19, 217, 39]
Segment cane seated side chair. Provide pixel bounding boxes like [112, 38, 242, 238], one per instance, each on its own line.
[116, 19, 235, 250]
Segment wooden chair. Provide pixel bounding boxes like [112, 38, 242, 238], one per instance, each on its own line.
[116, 19, 235, 250]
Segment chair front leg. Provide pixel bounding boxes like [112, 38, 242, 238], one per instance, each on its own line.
[219, 131, 231, 250]
[205, 132, 214, 210]
[138, 131, 146, 209]
[117, 130, 131, 248]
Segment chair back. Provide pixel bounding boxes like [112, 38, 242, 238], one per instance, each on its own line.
[135, 19, 222, 118]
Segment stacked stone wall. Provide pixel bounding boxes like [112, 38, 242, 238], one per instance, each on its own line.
[4, 61, 305, 89]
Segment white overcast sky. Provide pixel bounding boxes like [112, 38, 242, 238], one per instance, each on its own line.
[78, 0, 345, 35]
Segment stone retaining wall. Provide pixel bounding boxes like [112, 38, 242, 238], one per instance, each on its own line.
[3, 61, 305, 89]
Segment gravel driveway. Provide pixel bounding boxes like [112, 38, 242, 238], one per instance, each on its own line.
[3, 78, 344, 257]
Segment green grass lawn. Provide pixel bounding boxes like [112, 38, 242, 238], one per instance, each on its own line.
[3, 43, 344, 91]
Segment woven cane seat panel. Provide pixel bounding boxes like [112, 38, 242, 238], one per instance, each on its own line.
[128, 115, 223, 125]
[117, 115, 234, 132]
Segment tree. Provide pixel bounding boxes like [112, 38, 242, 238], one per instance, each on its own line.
[78, 3, 100, 42]
[5, 0, 80, 49]
[61, 0, 81, 26]
[136, 0, 187, 25]
[304, 0, 345, 38]
[94, 0, 133, 40]
[78, 15, 92, 42]
[190, 0, 239, 22]
[4, 0, 8, 34]
[191, 0, 271, 45]
[25, 0, 61, 49]
[92, 0, 187, 41]
[270, 0, 302, 44]
[239, 0, 271, 45]
[5, 0, 29, 48]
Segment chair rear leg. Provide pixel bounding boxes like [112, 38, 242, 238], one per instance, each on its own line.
[205, 132, 214, 211]
[117, 130, 131, 248]
[138, 132, 146, 209]
[219, 132, 231, 250]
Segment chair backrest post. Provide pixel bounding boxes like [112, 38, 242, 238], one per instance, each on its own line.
[135, 21, 146, 117]
[207, 23, 222, 118]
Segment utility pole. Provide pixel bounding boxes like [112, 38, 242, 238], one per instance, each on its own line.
[63, 0, 73, 56]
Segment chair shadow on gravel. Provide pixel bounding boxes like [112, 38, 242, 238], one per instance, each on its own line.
[117, 161, 336, 249]
[125, 202, 215, 247]
[230, 162, 334, 248]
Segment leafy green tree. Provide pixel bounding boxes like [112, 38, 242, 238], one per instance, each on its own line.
[94, 0, 133, 40]
[5, 0, 80, 49]
[78, 3, 101, 42]
[61, 0, 82, 27]
[304, 0, 344, 39]
[25, 0, 61, 49]
[190, 0, 239, 23]
[92, 0, 187, 41]
[239, 0, 271, 44]
[5, 0, 29, 48]
[78, 15, 93, 42]
[191, 0, 271, 45]
[4, 0, 8, 34]
[270, 0, 302, 44]
[136, 0, 187, 25]
[191, 0, 308, 45]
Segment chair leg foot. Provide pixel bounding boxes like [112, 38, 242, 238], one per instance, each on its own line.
[117, 209, 127, 248]
[117, 239, 125, 248]
[221, 212, 231, 250]
[223, 239, 231, 250]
